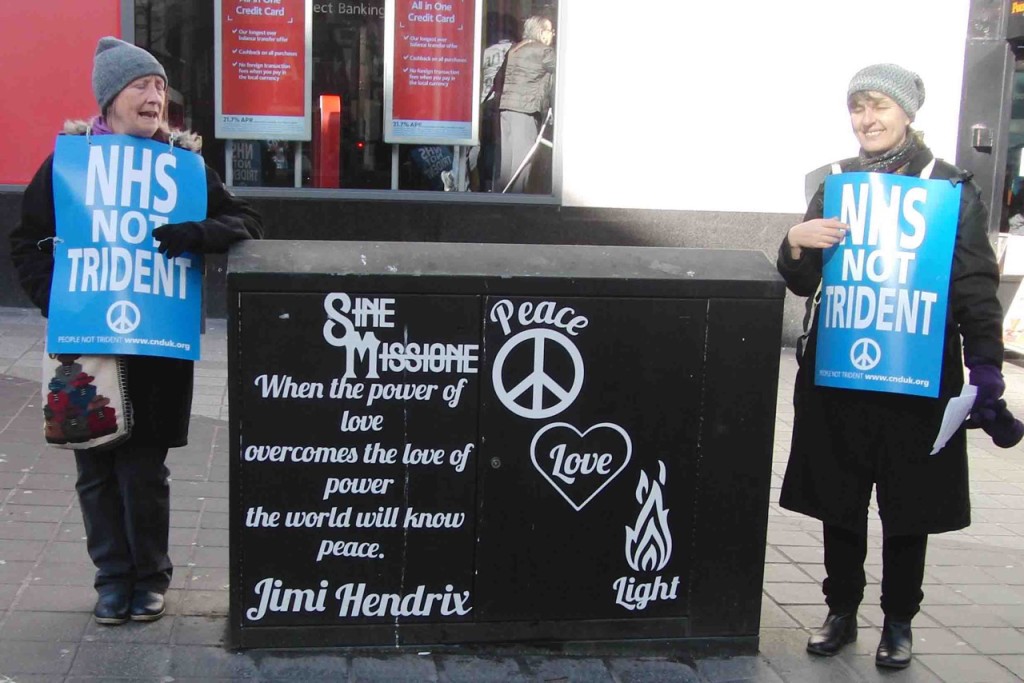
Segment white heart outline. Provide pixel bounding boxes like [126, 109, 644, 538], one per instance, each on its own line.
[530, 422, 633, 511]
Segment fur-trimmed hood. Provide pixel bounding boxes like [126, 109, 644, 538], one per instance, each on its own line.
[62, 119, 203, 152]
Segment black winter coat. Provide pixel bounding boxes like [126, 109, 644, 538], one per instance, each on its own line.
[776, 147, 1003, 536]
[11, 131, 263, 448]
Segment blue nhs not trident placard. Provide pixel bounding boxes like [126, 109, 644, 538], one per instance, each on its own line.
[815, 172, 961, 398]
[46, 135, 207, 361]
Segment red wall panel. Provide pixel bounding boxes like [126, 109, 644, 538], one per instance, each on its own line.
[0, 4, 120, 184]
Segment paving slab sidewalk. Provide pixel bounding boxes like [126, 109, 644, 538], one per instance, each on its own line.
[2, 307, 1024, 681]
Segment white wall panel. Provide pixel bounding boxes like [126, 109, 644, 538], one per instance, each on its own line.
[557, 1, 971, 213]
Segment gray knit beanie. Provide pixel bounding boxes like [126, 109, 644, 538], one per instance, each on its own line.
[847, 63, 925, 119]
[92, 37, 167, 111]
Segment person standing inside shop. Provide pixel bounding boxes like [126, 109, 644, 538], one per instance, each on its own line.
[496, 15, 555, 193]
[472, 12, 517, 191]
[10, 37, 263, 625]
[777, 63, 1023, 669]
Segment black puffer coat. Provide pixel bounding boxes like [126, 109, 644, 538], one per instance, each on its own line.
[776, 147, 1003, 536]
[10, 125, 263, 448]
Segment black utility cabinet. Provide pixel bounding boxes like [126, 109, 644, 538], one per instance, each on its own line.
[227, 240, 785, 652]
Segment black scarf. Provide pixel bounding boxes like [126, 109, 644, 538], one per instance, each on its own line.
[855, 132, 922, 175]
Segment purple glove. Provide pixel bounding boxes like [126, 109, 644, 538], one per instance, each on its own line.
[967, 398, 1024, 448]
[968, 364, 1005, 423]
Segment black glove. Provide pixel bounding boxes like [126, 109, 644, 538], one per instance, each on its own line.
[153, 223, 203, 259]
[967, 398, 1024, 448]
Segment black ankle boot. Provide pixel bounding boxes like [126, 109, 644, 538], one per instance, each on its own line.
[93, 588, 131, 625]
[807, 612, 857, 656]
[876, 620, 912, 669]
[129, 590, 165, 622]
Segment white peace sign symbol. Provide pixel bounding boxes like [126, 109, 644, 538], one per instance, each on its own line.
[492, 328, 584, 419]
[106, 301, 141, 335]
[850, 338, 881, 371]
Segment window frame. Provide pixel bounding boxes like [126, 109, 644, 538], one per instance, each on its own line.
[124, 0, 564, 205]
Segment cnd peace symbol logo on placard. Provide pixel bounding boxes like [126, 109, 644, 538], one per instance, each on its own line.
[849, 337, 882, 371]
[106, 301, 141, 335]
[492, 328, 584, 419]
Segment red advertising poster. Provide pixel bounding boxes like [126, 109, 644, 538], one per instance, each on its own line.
[215, 0, 311, 140]
[0, 2, 118, 184]
[385, 0, 482, 145]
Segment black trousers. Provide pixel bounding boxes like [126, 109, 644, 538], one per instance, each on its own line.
[822, 524, 927, 622]
[74, 440, 172, 595]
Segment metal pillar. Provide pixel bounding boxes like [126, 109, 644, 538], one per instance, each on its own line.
[956, 0, 1015, 237]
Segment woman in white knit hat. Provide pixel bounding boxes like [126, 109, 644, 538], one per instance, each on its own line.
[777, 63, 1019, 669]
[10, 37, 262, 626]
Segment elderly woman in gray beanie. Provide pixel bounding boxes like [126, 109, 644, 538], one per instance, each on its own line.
[776, 64, 1019, 669]
[10, 37, 262, 625]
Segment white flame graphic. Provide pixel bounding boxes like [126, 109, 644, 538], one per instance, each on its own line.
[624, 460, 672, 572]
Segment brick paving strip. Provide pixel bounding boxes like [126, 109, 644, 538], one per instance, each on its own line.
[1, 308, 1024, 680]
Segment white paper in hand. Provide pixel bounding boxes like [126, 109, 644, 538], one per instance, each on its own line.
[931, 384, 978, 455]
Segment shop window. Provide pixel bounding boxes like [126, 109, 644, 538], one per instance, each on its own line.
[1005, 61, 1024, 233]
[134, 0, 557, 195]
[1000, 48, 1024, 351]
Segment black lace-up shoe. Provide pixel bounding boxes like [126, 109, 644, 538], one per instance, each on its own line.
[806, 612, 857, 656]
[129, 590, 165, 622]
[94, 589, 131, 625]
[876, 620, 912, 669]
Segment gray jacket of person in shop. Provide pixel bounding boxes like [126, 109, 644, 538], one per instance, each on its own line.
[498, 40, 555, 116]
